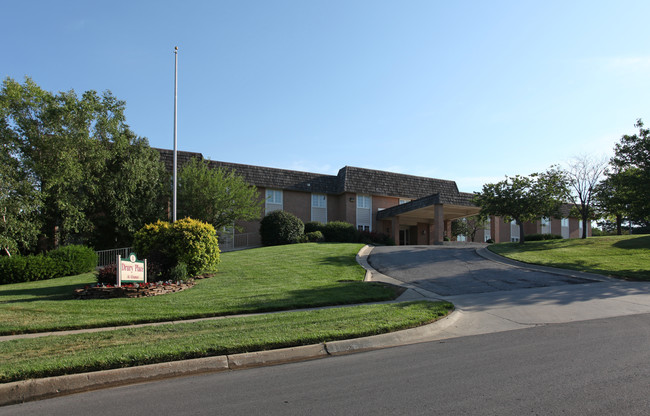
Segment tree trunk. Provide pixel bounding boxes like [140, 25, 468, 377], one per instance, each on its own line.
[519, 221, 525, 244]
[581, 217, 588, 239]
[616, 214, 622, 235]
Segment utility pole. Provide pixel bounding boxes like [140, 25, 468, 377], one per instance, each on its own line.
[173, 46, 178, 222]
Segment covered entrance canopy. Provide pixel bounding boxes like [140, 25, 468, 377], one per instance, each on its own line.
[377, 193, 481, 245]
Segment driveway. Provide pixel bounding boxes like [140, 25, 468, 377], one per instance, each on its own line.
[367, 245, 597, 296]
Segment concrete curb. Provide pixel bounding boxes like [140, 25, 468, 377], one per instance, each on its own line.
[475, 247, 616, 282]
[0, 311, 459, 407]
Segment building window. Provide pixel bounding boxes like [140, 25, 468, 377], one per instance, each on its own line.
[356, 194, 372, 231]
[357, 195, 371, 209]
[484, 217, 491, 242]
[265, 189, 283, 214]
[541, 217, 551, 234]
[311, 194, 326, 208]
[399, 199, 411, 205]
[510, 220, 520, 242]
[311, 193, 327, 223]
[561, 217, 569, 239]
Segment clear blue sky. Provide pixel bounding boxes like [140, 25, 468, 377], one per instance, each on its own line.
[4, 1, 650, 192]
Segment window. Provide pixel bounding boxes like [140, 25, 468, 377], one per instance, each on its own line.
[356, 194, 372, 231]
[399, 199, 411, 205]
[541, 217, 551, 234]
[311, 193, 327, 223]
[266, 189, 282, 204]
[510, 220, 520, 242]
[561, 217, 569, 239]
[311, 194, 326, 208]
[265, 189, 283, 214]
[484, 217, 491, 242]
[357, 195, 371, 209]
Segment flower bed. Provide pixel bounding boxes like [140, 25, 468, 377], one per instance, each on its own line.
[73, 280, 195, 299]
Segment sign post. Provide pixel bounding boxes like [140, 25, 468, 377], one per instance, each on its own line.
[117, 253, 147, 286]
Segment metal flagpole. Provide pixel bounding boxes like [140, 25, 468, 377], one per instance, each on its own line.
[173, 46, 178, 222]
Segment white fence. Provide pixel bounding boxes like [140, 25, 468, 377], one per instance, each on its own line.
[96, 247, 133, 267]
[219, 232, 261, 252]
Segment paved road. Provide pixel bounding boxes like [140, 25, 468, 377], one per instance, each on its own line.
[3, 313, 649, 415]
[368, 245, 596, 296]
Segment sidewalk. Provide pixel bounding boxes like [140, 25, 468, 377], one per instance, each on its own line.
[3, 245, 650, 406]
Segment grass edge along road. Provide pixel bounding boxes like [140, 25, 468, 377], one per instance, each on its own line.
[0, 300, 453, 383]
[0, 243, 397, 335]
[488, 235, 650, 281]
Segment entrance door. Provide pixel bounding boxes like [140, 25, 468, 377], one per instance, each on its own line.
[399, 228, 410, 245]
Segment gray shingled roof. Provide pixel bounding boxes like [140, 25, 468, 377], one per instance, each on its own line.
[155, 148, 476, 207]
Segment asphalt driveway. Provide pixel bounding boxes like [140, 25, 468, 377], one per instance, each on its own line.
[368, 245, 597, 296]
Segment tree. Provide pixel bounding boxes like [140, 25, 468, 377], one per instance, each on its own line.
[563, 154, 608, 239]
[607, 119, 650, 224]
[177, 158, 263, 231]
[451, 215, 487, 242]
[1, 76, 168, 251]
[473, 168, 568, 244]
[594, 172, 633, 235]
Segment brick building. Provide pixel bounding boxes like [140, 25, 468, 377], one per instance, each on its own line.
[157, 149, 589, 249]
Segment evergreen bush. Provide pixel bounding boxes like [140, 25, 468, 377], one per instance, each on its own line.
[305, 231, 325, 242]
[304, 221, 324, 234]
[321, 221, 357, 243]
[259, 210, 305, 246]
[525, 233, 563, 241]
[48, 245, 97, 276]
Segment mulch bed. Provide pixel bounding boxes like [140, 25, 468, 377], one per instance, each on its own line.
[73, 280, 196, 299]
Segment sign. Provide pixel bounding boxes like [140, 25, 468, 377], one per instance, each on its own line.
[117, 253, 147, 286]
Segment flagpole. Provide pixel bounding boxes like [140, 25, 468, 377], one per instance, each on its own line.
[173, 46, 178, 222]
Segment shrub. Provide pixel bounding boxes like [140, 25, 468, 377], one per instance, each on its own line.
[96, 264, 118, 286]
[168, 262, 189, 282]
[134, 218, 220, 278]
[358, 230, 394, 246]
[305, 231, 325, 242]
[0, 253, 59, 284]
[525, 233, 563, 241]
[259, 210, 305, 246]
[321, 221, 357, 243]
[486, 238, 494, 244]
[48, 245, 97, 276]
[304, 221, 324, 234]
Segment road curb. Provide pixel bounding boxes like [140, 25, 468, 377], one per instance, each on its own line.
[476, 247, 615, 282]
[0, 309, 458, 407]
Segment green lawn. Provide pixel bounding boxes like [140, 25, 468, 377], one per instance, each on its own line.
[488, 235, 650, 280]
[0, 301, 453, 383]
[0, 243, 397, 335]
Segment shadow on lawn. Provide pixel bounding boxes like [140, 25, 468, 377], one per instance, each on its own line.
[613, 235, 650, 250]
[233, 281, 398, 313]
[0, 283, 79, 303]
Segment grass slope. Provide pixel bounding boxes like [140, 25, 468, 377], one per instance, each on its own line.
[488, 235, 650, 280]
[0, 243, 397, 335]
[0, 301, 453, 383]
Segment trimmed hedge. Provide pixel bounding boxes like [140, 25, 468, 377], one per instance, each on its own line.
[525, 233, 563, 241]
[321, 221, 357, 243]
[0, 245, 97, 285]
[305, 231, 325, 242]
[133, 218, 220, 279]
[259, 210, 305, 246]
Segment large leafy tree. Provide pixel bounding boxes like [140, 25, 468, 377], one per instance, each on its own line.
[177, 158, 263, 231]
[473, 168, 568, 244]
[563, 154, 608, 239]
[1, 77, 167, 251]
[607, 119, 650, 225]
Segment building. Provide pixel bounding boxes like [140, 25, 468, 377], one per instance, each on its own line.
[157, 149, 590, 249]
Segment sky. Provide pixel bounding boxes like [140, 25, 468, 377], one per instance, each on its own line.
[4, 1, 650, 193]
